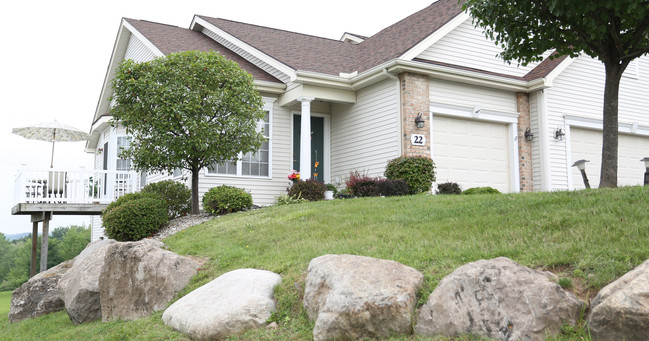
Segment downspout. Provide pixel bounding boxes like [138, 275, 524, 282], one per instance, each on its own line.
[383, 69, 402, 155]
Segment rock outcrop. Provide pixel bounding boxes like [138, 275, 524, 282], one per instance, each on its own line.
[415, 257, 583, 341]
[303, 254, 424, 341]
[99, 239, 198, 321]
[60, 239, 116, 324]
[9, 260, 73, 323]
[588, 259, 649, 341]
[162, 268, 282, 340]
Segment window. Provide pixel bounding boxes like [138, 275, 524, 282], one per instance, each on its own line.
[116, 136, 132, 171]
[208, 110, 271, 177]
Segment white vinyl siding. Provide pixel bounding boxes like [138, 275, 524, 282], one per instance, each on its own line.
[433, 116, 511, 192]
[200, 99, 290, 206]
[429, 79, 517, 114]
[330, 79, 400, 185]
[543, 55, 649, 189]
[124, 34, 157, 63]
[570, 128, 649, 189]
[417, 18, 547, 77]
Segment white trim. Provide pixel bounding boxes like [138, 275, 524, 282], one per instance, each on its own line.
[537, 91, 552, 191]
[399, 12, 471, 61]
[291, 111, 331, 184]
[122, 20, 164, 57]
[430, 102, 520, 193]
[565, 114, 649, 136]
[543, 56, 577, 87]
[565, 125, 574, 189]
[192, 16, 295, 82]
[340, 33, 365, 44]
[509, 123, 521, 193]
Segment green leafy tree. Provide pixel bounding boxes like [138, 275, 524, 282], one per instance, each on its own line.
[0, 233, 12, 283]
[110, 51, 265, 213]
[56, 226, 90, 261]
[464, 0, 649, 187]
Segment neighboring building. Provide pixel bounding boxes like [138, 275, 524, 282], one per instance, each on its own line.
[87, 0, 649, 240]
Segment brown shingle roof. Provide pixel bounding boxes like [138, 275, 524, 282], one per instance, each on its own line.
[124, 19, 281, 83]
[523, 53, 569, 81]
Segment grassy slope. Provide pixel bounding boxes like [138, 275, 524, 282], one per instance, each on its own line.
[1, 186, 648, 340]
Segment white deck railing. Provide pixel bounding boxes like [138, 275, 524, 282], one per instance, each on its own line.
[14, 168, 140, 205]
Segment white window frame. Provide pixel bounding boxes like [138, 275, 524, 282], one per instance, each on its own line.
[116, 135, 133, 171]
[205, 98, 275, 179]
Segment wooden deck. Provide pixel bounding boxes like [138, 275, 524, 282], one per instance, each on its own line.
[11, 203, 107, 216]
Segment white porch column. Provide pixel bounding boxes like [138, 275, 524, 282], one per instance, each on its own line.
[299, 97, 315, 179]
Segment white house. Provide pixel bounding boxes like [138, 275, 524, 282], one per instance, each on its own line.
[87, 0, 649, 240]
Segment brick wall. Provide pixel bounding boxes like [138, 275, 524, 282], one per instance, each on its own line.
[517, 92, 533, 192]
[400, 72, 430, 158]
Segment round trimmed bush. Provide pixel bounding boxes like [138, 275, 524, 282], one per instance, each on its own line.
[436, 182, 462, 195]
[202, 185, 253, 215]
[463, 187, 501, 195]
[141, 180, 191, 218]
[384, 156, 436, 194]
[288, 179, 326, 201]
[102, 193, 168, 241]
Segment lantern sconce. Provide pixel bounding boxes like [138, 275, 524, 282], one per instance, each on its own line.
[641, 157, 649, 186]
[415, 113, 425, 128]
[524, 127, 534, 141]
[554, 127, 565, 141]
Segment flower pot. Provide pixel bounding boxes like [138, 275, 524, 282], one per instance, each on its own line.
[324, 190, 334, 200]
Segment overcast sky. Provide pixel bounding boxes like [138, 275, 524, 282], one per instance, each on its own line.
[0, 0, 435, 235]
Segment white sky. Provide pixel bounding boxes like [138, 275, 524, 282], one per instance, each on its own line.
[0, 0, 435, 235]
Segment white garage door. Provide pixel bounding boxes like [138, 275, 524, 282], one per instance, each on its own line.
[571, 128, 649, 189]
[433, 116, 511, 192]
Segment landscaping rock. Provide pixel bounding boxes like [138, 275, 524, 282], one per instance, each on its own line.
[60, 239, 116, 324]
[588, 259, 649, 340]
[162, 268, 282, 340]
[303, 254, 424, 341]
[99, 239, 198, 321]
[415, 257, 583, 341]
[9, 260, 73, 323]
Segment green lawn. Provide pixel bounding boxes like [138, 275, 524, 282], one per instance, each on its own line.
[2, 186, 648, 340]
[0, 291, 11, 322]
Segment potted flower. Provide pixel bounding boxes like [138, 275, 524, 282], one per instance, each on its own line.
[324, 183, 337, 200]
[288, 170, 300, 183]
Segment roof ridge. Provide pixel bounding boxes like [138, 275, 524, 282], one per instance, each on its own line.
[196, 15, 349, 44]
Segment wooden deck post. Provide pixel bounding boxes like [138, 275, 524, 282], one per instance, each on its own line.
[39, 212, 51, 272]
[30, 221, 38, 277]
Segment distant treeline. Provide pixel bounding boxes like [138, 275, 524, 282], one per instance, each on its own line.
[0, 226, 90, 291]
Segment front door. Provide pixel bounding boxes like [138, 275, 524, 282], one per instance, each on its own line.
[293, 115, 324, 182]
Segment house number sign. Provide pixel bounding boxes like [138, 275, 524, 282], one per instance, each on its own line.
[410, 134, 426, 146]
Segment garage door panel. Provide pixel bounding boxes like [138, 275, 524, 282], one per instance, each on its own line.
[570, 128, 649, 189]
[433, 116, 510, 192]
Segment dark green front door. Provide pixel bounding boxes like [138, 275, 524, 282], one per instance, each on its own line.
[293, 115, 324, 182]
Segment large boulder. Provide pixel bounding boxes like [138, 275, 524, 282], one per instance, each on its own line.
[303, 254, 424, 341]
[99, 239, 198, 321]
[9, 260, 73, 323]
[588, 259, 649, 340]
[162, 268, 282, 340]
[60, 239, 116, 324]
[415, 257, 583, 341]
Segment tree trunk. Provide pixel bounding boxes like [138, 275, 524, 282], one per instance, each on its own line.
[191, 166, 200, 214]
[599, 61, 624, 188]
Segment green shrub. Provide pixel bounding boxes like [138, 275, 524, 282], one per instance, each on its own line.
[378, 179, 409, 197]
[141, 180, 191, 218]
[335, 187, 354, 199]
[202, 185, 253, 215]
[288, 179, 326, 201]
[325, 183, 338, 195]
[102, 194, 168, 241]
[462, 186, 501, 195]
[436, 182, 462, 195]
[275, 194, 308, 205]
[384, 156, 435, 194]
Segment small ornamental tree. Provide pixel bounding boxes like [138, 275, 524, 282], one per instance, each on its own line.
[110, 51, 265, 213]
[464, 0, 649, 187]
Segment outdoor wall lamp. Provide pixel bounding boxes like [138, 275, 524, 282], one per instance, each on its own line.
[641, 157, 649, 186]
[524, 127, 534, 141]
[415, 113, 425, 128]
[554, 127, 565, 141]
[571, 159, 591, 189]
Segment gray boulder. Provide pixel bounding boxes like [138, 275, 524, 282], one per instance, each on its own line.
[162, 268, 282, 340]
[9, 260, 73, 323]
[303, 254, 424, 341]
[588, 259, 649, 340]
[60, 239, 116, 324]
[99, 239, 198, 321]
[415, 257, 583, 341]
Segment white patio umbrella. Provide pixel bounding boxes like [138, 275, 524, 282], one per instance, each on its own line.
[12, 120, 90, 168]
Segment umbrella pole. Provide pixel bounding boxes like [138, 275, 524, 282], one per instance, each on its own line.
[50, 129, 56, 168]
